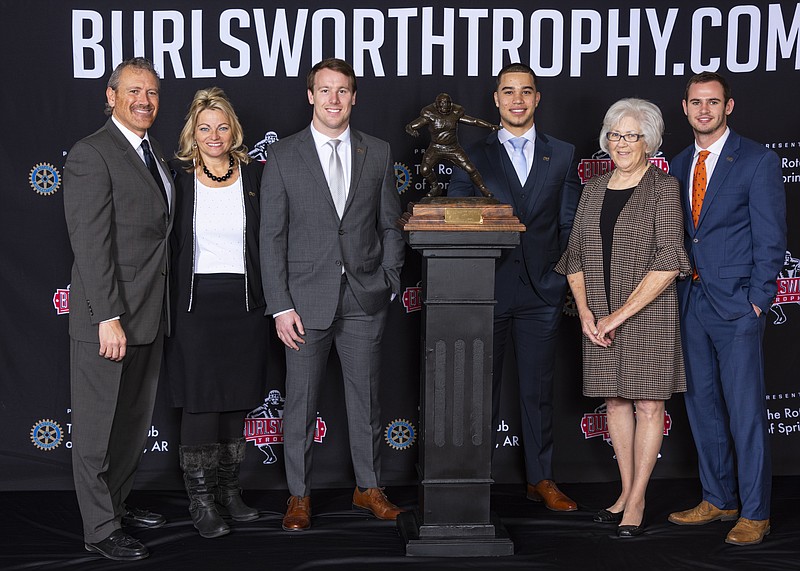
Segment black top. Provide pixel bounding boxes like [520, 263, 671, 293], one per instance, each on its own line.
[600, 186, 635, 312]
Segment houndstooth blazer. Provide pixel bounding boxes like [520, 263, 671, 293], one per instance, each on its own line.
[555, 164, 691, 400]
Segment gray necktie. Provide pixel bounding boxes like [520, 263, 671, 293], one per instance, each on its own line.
[508, 136, 529, 184]
[327, 139, 346, 217]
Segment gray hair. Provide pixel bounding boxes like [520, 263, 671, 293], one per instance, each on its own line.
[104, 57, 160, 116]
[599, 98, 664, 157]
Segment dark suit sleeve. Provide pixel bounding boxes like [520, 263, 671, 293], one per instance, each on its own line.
[63, 141, 126, 324]
[558, 146, 582, 253]
[260, 145, 294, 315]
[748, 150, 787, 310]
[377, 143, 405, 295]
[447, 160, 480, 197]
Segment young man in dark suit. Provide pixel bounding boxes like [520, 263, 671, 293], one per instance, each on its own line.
[448, 63, 581, 511]
[63, 57, 173, 561]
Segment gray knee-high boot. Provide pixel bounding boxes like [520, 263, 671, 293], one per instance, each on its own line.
[179, 444, 230, 538]
[216, 438, 259, 522]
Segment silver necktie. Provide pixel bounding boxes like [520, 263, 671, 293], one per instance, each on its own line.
[327, 139, 346, 217]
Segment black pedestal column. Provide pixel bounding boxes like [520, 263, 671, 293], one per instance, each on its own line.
[397, 199, 522, 557]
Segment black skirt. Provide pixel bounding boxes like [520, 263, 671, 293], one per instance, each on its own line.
[164, 274, 268, 412]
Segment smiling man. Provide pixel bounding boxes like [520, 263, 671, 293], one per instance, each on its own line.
[63, 57, 173, 561]
[448, 62, 582, 511]
[260, 58, 405, 531]
[668, 72, 786, 546]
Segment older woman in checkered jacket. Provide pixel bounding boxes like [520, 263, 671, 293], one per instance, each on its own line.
[555, 98, 690, 538]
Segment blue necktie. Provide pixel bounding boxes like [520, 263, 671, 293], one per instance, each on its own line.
[508, 137, 529, 184]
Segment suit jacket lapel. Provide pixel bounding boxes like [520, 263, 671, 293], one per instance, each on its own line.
[696, 132, 740, 230]
[297, 127, 338, 215]
[105, 120, 170, 213]
[345, 129, 367, 216]
[484, 133, 516, 207]
[524, 133, 552, 214]
[673, 146, 695, 234]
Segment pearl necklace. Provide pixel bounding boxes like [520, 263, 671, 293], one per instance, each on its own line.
[202, 154, 234, 182]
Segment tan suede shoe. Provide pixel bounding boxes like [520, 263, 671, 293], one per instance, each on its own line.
[668, 500, 738, 525]
[282, 496, 311, 531]
[725, 518, 770, 545]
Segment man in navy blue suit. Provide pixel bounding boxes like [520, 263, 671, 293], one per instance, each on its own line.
[448, 63, 581, 510]
[668, 72, 786, 546]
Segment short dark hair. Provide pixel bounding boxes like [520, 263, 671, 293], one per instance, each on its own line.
[684, 71, 732, 104]
[306, 58, 357, 93]
[105, 57, 160, 116]
[496, 62, 538, 91]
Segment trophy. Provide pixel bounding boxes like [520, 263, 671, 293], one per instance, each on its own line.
[405, 93, 498, 198]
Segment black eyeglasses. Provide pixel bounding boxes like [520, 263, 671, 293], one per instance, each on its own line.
[606, 132, 644, 142]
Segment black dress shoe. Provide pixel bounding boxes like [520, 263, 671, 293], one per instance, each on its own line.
[122, 506, 166, 528]
[593, 509, 624, 524]
[617, 524, 645, 537]
[85, 529, 149, 561]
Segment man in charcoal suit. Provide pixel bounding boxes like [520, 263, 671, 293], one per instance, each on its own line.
[64, 57, 173, 561]
[260, 58, 405, 531]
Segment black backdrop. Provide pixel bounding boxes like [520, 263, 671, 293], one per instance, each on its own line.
[2, 0, 798, 492]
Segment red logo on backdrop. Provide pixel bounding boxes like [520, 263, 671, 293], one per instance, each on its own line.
[402, 281, 423, 313]
[244, 416, 326, 446]
[578, 151, 669, 184]
[581, 404, 672, 445]
[770, 250, 800, 325]
[53, 285, 70, 314]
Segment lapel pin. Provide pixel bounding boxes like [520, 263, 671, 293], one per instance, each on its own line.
[726, 156, 733, 162]
[357, 147, 364, 154]
[249, 191, 256, 197]
[543, 156, 550, 161]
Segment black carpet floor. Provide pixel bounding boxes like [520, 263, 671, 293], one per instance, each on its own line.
[2, 477, 797, 571]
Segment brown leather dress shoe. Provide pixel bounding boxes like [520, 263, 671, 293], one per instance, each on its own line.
[527, 480, 577, 512]
[668, 500, 738, 525]
[282, 496, 311, 531]
[725, 518, 770, 545]
[352, 487, 403, 520]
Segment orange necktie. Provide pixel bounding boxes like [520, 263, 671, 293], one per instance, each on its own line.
[691, 150, 710, 227]
[691, 150, 710, 280]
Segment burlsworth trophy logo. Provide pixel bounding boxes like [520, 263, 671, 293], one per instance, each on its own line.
[578, 151, 669, 185]
[29, 163, 61, 196]
[770, 250, 799, 325]
[248, 131, 280, 162]
[30, 419, 64, 451]
[384, 419, 416, 450]
[53, 284, 70, 315]
[402, 281, 422, 313]
[244, 389, 327, 464]
[581, 403, 672, 446]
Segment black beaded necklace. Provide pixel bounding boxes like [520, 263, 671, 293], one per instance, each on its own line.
[202, 153, 234, 182]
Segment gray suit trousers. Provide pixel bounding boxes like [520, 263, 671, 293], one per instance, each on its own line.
[70, 324, 164, 543]
[283, 276, 387, 497]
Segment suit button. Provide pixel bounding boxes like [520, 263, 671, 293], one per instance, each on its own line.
[514, 260, 520, 264]
[336, 260, 342, 266]
[693, 238, 699, 243]
[338, 229, 344, 235]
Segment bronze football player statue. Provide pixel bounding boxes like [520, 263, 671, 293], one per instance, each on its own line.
[406, 93, 498, 198]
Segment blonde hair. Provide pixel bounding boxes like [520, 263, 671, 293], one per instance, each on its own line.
[175, 87, 250, 170]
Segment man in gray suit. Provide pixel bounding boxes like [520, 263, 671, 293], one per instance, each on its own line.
[63, 57, 173, 561]
[261, 58, 405, 531]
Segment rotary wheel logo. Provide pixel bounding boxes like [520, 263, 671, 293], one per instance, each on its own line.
[30, 419, 64, 451]
[29, 163, 61, 196]
[394, 162, 412, 194]
[384, 419, 416, 450]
